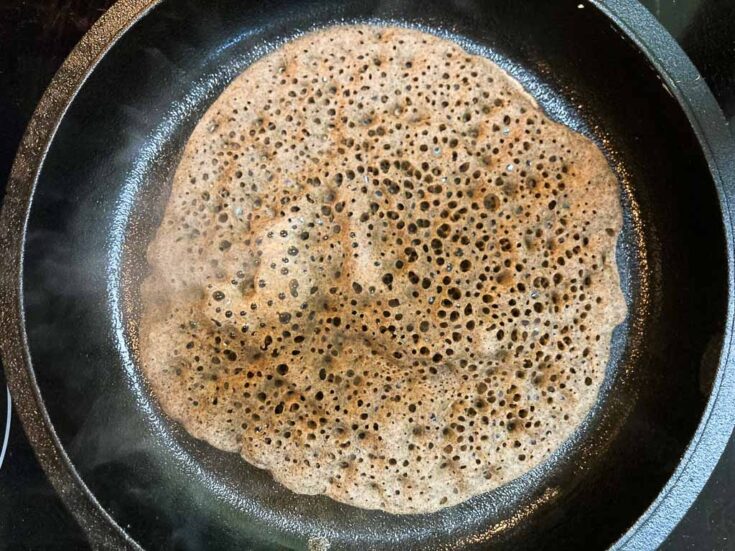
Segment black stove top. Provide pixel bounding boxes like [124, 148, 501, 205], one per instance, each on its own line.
[1, 1, 734, 548]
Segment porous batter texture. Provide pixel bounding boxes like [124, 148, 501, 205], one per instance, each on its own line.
[139, 25, 626, 514]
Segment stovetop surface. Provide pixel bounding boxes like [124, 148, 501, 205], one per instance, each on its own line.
[1, 1, 734, 549]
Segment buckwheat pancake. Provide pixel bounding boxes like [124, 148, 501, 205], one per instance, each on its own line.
[139, 25, 626, 514]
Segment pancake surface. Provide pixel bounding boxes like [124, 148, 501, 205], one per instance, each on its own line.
[139, 25, 626, 514]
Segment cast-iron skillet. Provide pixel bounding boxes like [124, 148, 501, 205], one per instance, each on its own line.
[2, 0, 735, 549]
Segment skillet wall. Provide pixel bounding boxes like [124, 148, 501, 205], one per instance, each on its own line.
[19, 0, 726, 548]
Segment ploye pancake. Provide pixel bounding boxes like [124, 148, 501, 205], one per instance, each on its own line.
[139, 25, 626, 514]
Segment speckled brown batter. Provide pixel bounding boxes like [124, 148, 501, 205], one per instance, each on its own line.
[139, 25, 626, 514]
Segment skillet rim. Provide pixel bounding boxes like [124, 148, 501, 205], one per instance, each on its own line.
[0, 0, 733, 549]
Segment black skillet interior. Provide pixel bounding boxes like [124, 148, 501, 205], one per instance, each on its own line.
[20, 0, 726, 549]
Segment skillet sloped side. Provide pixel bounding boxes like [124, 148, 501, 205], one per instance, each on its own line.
[1, 0, 733, 550]
[595, 0, 735, 548]
[0, 1, 157, 549]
